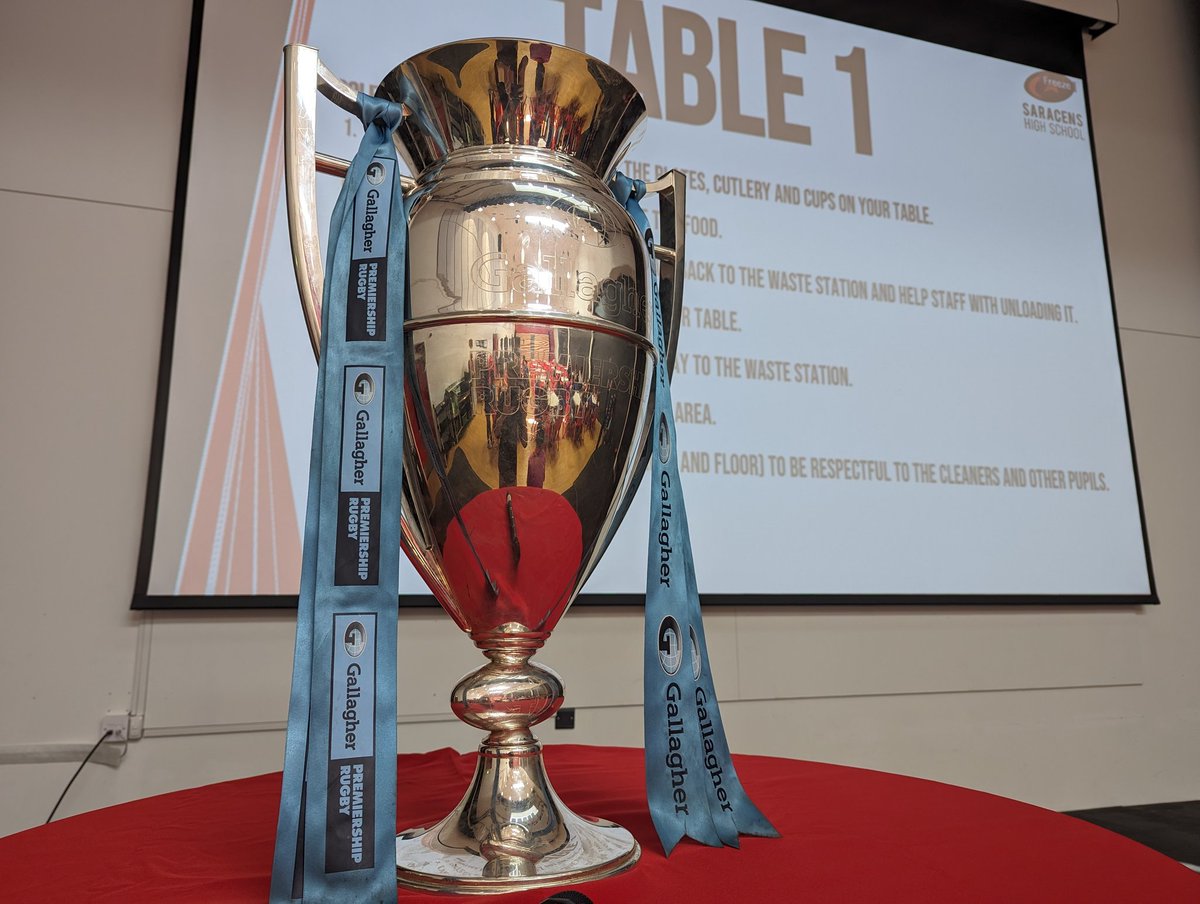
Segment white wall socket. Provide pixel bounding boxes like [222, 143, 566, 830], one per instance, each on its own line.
[100, 713, 130, 743]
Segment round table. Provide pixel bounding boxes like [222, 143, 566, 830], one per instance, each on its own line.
[2, 745, 1196, 902]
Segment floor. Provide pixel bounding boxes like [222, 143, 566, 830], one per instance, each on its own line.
[1065, 801, 1200, 870]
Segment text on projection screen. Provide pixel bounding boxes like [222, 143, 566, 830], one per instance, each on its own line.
[149, 0, 1150, 598]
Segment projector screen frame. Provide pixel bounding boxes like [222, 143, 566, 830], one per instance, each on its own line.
[131, 0, 1158, 610]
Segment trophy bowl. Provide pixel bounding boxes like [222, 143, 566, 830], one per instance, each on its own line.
[285, 37, 686, 894]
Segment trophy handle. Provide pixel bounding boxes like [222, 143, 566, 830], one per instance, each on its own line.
[644, 170, 686, 377]
[283, 43, 415, 359]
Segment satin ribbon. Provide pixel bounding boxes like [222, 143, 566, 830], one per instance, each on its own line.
[270, 94, 408, 903]
[612, 173, 779, 855]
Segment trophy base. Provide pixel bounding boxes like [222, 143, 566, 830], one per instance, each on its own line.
[397, 628, 639, 893]
[395, 745, 640, 895]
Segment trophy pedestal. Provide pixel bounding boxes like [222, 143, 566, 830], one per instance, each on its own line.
[395, 628, 640, 894]
[395, 746, 639, 894]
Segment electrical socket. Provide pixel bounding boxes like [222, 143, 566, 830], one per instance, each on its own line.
[100, 713, 130, 743]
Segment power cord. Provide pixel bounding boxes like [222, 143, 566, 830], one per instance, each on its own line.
[45, 729, 113, 824]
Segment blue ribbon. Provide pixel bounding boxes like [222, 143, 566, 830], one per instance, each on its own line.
[271, 94, 408, 903]
[612, 173, 779, 855]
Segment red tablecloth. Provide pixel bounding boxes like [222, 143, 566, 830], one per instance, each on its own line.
[2, 745, 1197, 902]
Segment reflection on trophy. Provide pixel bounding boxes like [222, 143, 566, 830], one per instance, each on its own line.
[284, 38, 686, 893]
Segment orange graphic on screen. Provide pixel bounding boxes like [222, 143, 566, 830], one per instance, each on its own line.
[176, 0, 316, 595]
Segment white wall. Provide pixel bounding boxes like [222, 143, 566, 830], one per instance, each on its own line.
[1, 0, 1198, 839]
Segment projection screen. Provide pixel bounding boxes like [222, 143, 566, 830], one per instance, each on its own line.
[133, 0, 1155, 607]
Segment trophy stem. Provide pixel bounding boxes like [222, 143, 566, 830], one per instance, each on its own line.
[395, 623, 640, 893]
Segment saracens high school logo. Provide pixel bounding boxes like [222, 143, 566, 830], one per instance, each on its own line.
[1021, 70, 1086, 141]
[1024, 71, 1076, 103]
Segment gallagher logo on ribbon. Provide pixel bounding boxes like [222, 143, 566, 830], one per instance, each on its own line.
[353, 371, 375, 405]
[348, 158, 393, 341]
[326, 613, 376, 872]
[658, 616, 682, 675]
[336, 367, 384, 585]
[344, 620, 367, 658]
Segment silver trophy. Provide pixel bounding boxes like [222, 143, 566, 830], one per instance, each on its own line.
[284, 37, 685, 893]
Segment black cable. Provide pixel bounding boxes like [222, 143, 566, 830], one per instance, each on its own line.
[45, 730, 113, 824]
